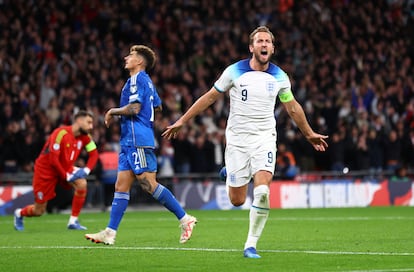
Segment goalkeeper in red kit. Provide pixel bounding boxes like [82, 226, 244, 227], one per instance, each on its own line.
[14, 110, 98, 231]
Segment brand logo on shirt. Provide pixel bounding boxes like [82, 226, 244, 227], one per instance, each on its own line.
[130, 85, 137, 93]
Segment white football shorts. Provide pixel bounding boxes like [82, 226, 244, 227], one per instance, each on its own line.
[224, 137, 276, 187]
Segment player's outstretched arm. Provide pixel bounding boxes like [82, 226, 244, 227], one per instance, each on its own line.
[282, 99, 328, 152]
[162, 87, 221, 139]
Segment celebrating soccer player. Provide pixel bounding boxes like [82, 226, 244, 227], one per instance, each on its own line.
[163, 26, 328, 258]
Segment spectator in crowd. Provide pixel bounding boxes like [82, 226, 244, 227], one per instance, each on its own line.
[170, 126, 192, 174]
[97, 143, 119, 211]
[383, 129, 403, 172]
[354, 131, 370, 171]
[402, 128, 414, 166]
[390, 165, 411, 183]
[158, 137, 175, 177]
[328, 132, 346, 172]
[190, 132, 216, 173]
[1, 120, 25, 173]
[366, 128, 384, 177]
[276, 143, 299, 180]
[388, 164, 412, 205]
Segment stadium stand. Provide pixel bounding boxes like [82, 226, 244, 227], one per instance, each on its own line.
[0, 0, 413, 181]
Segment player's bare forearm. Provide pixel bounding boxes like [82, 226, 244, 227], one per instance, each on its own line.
[162, 87, 220, 139]
[283, 99, 328, 151]
[154, 105, 162, 112]
[178, 88, 220, 124]
[110, 103, 141, 116]
[105, 103, 141, 127]
[286, 101, 313, 137]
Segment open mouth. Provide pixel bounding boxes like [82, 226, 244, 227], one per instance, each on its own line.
[260, 50, 268, 56]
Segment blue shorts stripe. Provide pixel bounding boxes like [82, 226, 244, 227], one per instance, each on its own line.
[137, 147, 147, 168]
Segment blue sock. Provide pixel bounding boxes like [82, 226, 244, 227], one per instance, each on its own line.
[107, 192, 129, 230]
[153, 184, 185, 220]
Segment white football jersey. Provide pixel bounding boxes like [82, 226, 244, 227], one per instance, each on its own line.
[214, 59, 292, 147]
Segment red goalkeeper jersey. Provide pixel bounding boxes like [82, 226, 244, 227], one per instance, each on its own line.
[34, 125, 98, 180]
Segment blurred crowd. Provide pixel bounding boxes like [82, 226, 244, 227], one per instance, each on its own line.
[0, 0, 413, 177]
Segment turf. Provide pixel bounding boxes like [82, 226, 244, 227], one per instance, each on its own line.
[1, 206, 413, 272]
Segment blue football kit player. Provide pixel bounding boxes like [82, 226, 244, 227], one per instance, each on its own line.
[86, 45, 197, 245]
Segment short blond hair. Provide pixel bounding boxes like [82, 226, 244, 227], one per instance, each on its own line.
[249, 26, 275, 45]
[130, 45, 156, 71]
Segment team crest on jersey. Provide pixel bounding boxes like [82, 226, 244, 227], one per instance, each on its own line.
[130, 85, 137, 93]
[53, 143, 60, 150]
[77, 140, 82, 149]
[266, 81, 276, 94]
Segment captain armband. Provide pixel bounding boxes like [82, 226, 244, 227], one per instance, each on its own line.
[278, 90, 294, 103]
[85, 141, 97, 152]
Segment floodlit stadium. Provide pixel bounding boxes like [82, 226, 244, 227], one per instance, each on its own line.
[1, 1, 413, 271]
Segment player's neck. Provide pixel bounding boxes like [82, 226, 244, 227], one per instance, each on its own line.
[249, 58, 269, 71]
[72, 125, 80, 137]
[129, 66, 144, 77]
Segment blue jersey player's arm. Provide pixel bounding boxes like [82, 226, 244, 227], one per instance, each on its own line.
[153, 90, 162, 112]
[155, 104, 162, 112]
[104, 102, 141, 128]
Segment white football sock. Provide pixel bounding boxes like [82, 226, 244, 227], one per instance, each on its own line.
[105, 227, 117, 235]
[244, 185, 270, 250]
[15, 208, 22, 217]
[179, 214, 190, 223]
[69, 216, 78, 225]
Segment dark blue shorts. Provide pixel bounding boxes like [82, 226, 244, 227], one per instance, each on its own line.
[118, 146, 157, 175]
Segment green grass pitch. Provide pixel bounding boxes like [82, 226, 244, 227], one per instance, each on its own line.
[1, 206, 413, 272]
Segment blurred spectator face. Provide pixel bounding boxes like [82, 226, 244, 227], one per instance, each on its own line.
[368, 129, 377, 139]
[278, 143, 286, 153]
[195, 134, 206, 148]
[3, 103, 13, 119]
[389, 130, 397, 141]
[7, 121, 20, 134]
[332, 133, 340, 142]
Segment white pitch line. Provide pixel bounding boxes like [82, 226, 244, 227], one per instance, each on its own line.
[1, 216, 413, 225]
[0, 246, 413, 256]
[339, 269, 414, 272]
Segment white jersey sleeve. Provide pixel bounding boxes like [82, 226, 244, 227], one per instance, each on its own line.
[214, 65, 234, 93]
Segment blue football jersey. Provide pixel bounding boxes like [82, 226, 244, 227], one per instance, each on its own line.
[119, 71, 161, 148]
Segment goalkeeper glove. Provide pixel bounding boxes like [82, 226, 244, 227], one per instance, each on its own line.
[67, 167, 91, 183]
